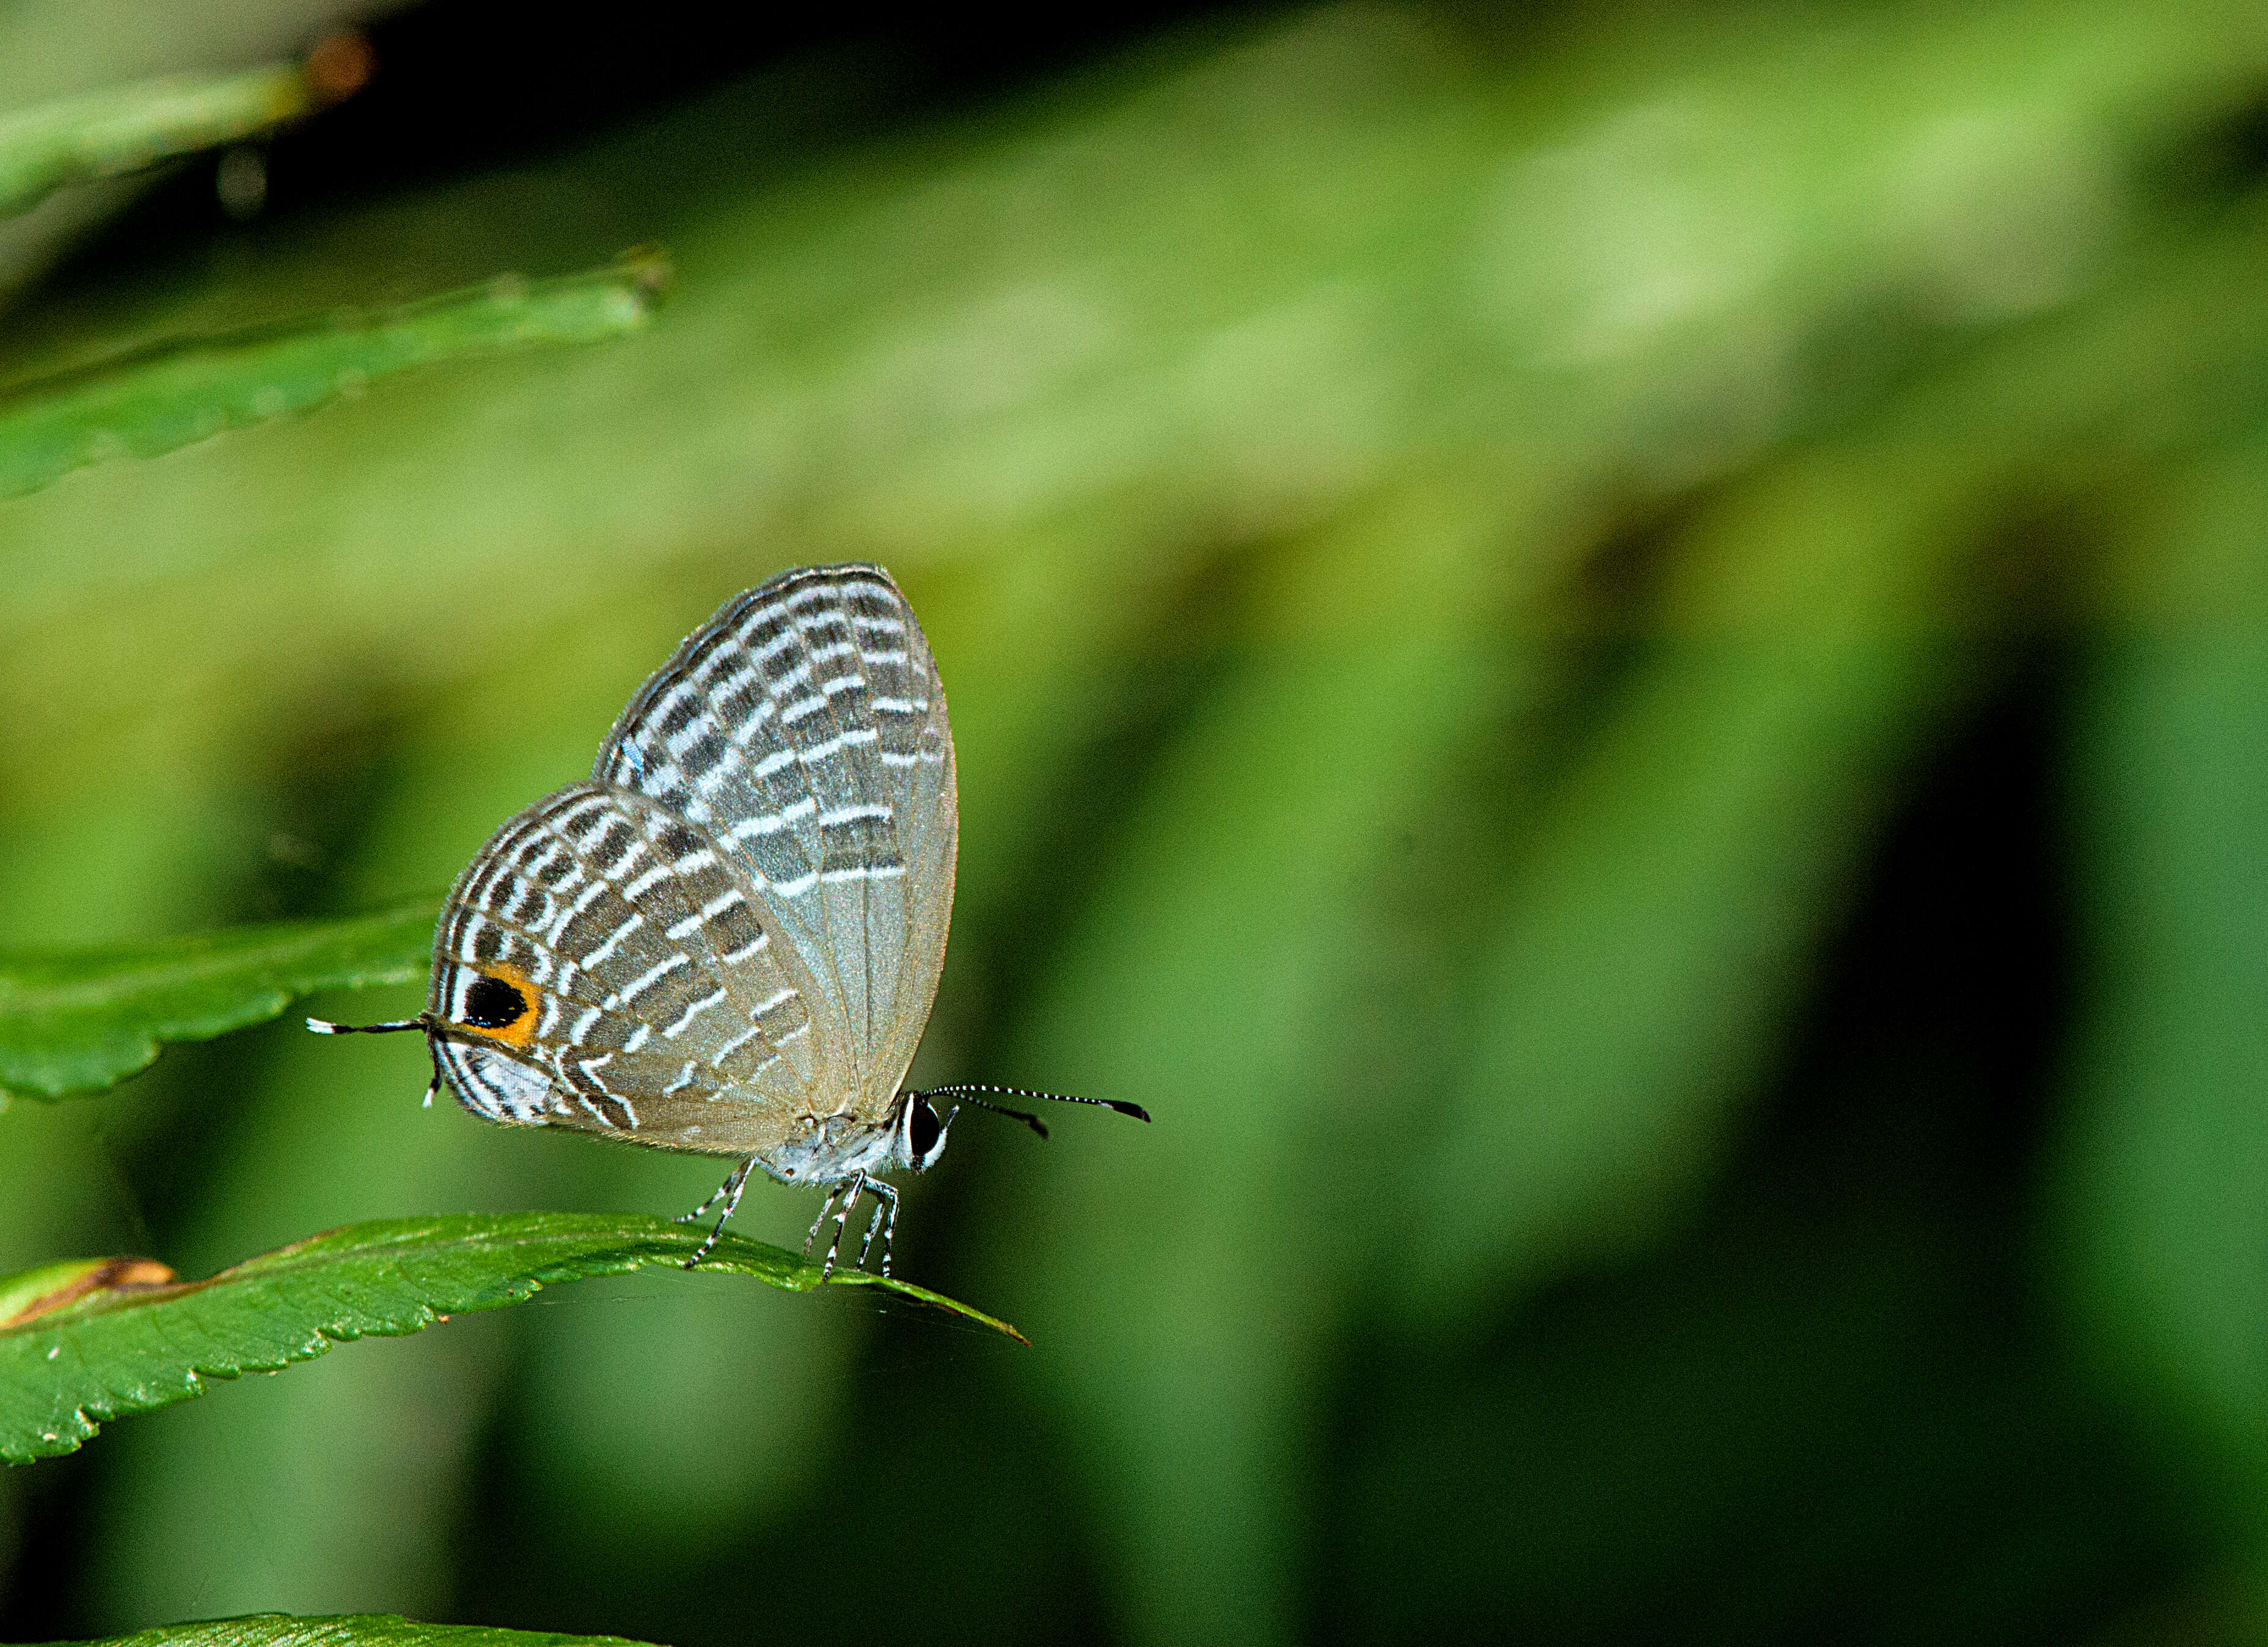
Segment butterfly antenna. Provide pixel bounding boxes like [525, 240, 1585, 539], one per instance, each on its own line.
[305, 1014, 430, 1035]
[918, 1083, 1150, 1142]
[307, 1013, 443, 1107]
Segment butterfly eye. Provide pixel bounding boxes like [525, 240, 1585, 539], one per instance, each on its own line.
[907, 1098, 944, 1166]
[463, 973, 529, 1030]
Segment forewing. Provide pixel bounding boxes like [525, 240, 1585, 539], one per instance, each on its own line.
[428, 783, 827, 1155]
[592, 563, 957, 1109]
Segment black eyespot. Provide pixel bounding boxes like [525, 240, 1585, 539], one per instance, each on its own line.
[908, 1098, 942, 1158]
[463, 973, 528, 1029]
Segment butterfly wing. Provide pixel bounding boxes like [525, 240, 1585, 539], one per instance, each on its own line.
[428, 783, 827, 1156]
[591, 563, 957, 1114]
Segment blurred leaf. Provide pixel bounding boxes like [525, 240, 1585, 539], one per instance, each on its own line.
[1410, 192, 2268, 1326]
[5, 0, 2268, 1638]
[1407, 580, 1983, 1320]
[38, 1614, 657, 1647]
[0, 1211, 1020, 1463]
[0, 46, 358, 222]
[0, 252, 667, 501]
[0, 897, 437, 1098]
[2054, 422, 2268, 1544]
[2, 0, 2260, 808]
[990, 488, 1528, 1646]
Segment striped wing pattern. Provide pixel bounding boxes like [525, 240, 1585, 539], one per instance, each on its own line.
[430, 782, 827, 1155]
[590, 563, 956, 1114]
[425, 563, 956, 1158]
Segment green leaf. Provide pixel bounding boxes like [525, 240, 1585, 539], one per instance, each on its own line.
[0, 46, 358, 222]
[0, 899, 439, 1099]
[0, 252, 668, 502]
[32, 1613, 657, 1646]
[2051, 423, 2268, 1534]
[0, 1211, 1022, 1462]
[990, 491, 1532, 1640]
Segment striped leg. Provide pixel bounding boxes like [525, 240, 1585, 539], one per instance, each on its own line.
[817, 1171, 868, 1280]
[803, 1185, 844, 1260]
[679, 1155, 757, 1268]
[677, 1177, 733, 1225]
[857, 1179, 900, 1277]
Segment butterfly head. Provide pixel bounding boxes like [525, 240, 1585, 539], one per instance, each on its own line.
[896, 1091, 951, 1174]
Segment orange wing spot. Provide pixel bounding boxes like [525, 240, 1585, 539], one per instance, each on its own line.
[450, 961, 541, 1050]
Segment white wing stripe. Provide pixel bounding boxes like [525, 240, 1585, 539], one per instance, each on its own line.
[662, 987, 729, 1038]
[578, 911, 645, 971]
[546, 877, 610, 943]
[612, 951, 689, 1006]
[802, 726, 879, 762]
[726, 796, 816, 840]
[713, 1023, 763, 1061]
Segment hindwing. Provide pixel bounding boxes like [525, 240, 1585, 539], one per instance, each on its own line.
[428, 783, 825, 1156]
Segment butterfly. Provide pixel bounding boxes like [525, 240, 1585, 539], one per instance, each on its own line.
[313, 562, 1144, 1276]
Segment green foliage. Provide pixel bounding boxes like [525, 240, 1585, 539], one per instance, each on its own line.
[0, 900, 436, 1098]
[0, 1212, 1019, 1463]
[0, 59, 327, 222]
[38, 1615, 657, 1647]
[0, 256, 666, 501]
[2055, 459, 2268, 1513]
[2, 0, 2268, 1643]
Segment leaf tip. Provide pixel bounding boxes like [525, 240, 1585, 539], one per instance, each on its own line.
[618, 244, 674, 309]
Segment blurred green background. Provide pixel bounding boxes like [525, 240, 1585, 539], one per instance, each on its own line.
[4, 0, 2268, 1641]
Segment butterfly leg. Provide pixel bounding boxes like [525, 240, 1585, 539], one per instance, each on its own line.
[817, 1171, 869, 1280]
[856, 1178, 899, 1277]
[678, 1180, 730, 1225]
[679, 1155, 757, 1269]
[803, 1185, 843, 1259]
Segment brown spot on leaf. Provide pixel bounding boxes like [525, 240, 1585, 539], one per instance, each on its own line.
[0, 1257, 177, 1330]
